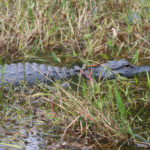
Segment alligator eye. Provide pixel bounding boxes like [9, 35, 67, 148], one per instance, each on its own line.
[124, 64, 130, 67]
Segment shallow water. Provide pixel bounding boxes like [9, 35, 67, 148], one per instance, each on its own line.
[0, 129, 46, 150]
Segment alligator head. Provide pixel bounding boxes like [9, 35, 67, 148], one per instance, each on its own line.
[84, 59, 150, 80]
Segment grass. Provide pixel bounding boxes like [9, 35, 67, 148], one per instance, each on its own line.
[0, 0, 150, 149]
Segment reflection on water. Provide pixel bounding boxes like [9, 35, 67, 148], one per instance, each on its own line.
[0, 128, 46, 150]
[24, 129, 45, 150]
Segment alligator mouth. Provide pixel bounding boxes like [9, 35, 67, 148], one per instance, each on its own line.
[117, 66, 150, 78]
[133, 66, 150, 74]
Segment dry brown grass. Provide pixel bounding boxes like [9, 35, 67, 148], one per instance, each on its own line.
[0, 0, 150, 63]
[0, 0, 150, 149]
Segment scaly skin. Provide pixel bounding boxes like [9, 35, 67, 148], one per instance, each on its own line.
[0, 63, 77, 86]
[0, 59, 150, 86]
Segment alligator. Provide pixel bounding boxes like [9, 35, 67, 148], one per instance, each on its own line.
[0, 59, 150, 86]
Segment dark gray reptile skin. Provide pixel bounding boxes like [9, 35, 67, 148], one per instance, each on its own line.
[0, 63, 77, 86]
[0, 59, 150, 86]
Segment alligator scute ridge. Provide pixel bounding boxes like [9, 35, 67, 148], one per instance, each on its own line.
[0, 59, 150, 86]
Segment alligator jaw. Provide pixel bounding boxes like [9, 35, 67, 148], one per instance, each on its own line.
[116, 66, 150, 78]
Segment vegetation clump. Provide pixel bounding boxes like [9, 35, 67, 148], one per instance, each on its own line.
[0, 0, 150, 149]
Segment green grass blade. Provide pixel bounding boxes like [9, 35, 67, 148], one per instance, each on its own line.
[0, 143, 22, 149]
[146, 72, 150, 89]
[51, 51, 60, 63]
[114, 82, 126, 117]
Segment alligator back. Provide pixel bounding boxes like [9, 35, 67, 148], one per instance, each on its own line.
[0, 63, 76, 86]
